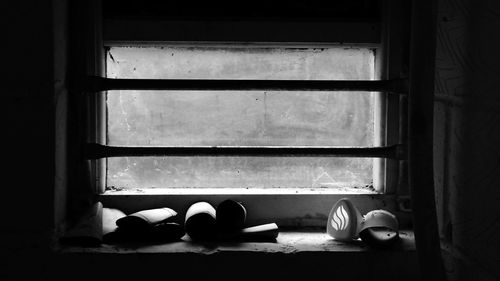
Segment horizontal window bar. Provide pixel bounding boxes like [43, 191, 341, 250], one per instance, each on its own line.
[81, 76, 408, 93]
[85, 143, 407, 160]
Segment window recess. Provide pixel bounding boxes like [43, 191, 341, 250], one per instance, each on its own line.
[86, 5, 410, 228]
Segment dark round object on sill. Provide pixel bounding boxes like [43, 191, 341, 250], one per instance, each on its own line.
[359, 227, 400, 248]
[185, 202, 217, 241]
[216, 199, 247, 230]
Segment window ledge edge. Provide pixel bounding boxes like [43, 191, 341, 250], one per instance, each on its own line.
[54, 230, 415, 255]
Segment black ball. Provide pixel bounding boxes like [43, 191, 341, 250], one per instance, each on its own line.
[216, 200, 247, 230]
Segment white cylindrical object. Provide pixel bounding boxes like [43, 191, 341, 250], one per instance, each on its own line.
[185, 202, 217, 240]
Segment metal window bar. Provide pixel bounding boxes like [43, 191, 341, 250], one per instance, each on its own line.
[81, 76, 408, 93]
[85, 143, 407, 160]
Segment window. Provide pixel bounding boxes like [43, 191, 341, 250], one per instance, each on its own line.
[86, 2, 409, 228]
[106, 46, 375, 191]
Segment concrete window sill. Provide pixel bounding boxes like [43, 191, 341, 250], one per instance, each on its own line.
[56, 230, 415, 254]
[53, 231, 418, 281]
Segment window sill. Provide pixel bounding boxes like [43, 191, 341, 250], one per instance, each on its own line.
[54, 230, 418, 281]
[56, 230, 415, 254]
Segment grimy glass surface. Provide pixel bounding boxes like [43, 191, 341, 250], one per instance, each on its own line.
[106, 46, 375, 190]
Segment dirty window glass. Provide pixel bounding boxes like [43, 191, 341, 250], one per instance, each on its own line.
[106, 46, 375, 190]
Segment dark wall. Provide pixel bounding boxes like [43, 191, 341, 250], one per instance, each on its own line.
[2, 0, 60, 279]
[4, 0, 56, 231]
[434, 0, 500, 280]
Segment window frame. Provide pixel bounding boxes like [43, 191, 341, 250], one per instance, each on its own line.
[84, 3, 409, 228]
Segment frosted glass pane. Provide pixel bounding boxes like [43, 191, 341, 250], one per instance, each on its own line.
[107, 90, 373, 146]
[107, 157, 373, 190]
[106, 46, 375, 190]
[107, 46, 374, 80]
